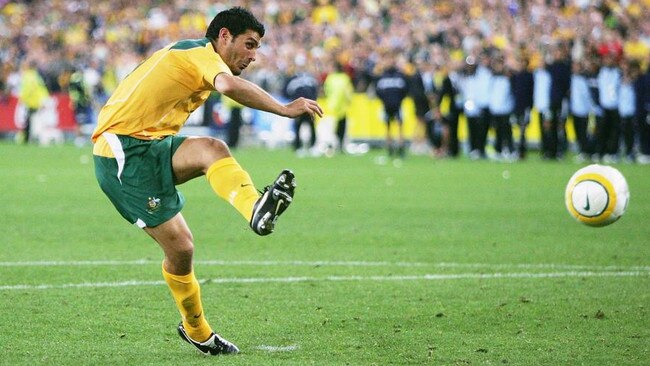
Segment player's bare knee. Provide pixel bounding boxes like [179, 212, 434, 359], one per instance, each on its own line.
[175, 231, 195, 254]
[166, 242, 194, 269]
[175, 245, 194, 261]
[195, 137, 232, 171]
[205, 137, 231, 159]
[158, 228, 195, 259]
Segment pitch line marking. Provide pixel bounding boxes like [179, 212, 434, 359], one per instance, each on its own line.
[0, 259, 648, 272]
[0, 271, 647, 291]
[256, 345, 299, 352]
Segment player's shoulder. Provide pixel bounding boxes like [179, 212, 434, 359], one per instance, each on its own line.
[169, 38, 212, 51]
[164, 37, 222, 68]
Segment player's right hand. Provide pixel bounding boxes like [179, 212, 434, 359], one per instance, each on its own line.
[284, 97, 323, 119]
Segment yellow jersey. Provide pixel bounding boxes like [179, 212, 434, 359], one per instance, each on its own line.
[323, 72, 353, 120]
[92, 38, 231, 155]
[19, 68, 49, 110]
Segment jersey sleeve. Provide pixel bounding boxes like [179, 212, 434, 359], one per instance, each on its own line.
[186, 46, 233, 90]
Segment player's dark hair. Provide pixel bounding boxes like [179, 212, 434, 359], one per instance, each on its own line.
[206, 7, 265, 40]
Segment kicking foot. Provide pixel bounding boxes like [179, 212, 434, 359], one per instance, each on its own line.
[250, 169, 296, 236]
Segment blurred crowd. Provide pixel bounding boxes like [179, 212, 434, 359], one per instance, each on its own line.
[1, 0, 649, 162]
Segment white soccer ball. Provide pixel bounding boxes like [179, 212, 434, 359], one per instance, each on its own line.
[565, 164, 629, 227]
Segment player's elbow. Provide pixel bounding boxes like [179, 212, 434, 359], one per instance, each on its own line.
[214, 73, 238, 95]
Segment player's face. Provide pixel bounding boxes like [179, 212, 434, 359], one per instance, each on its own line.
[221, 29, 261, 76]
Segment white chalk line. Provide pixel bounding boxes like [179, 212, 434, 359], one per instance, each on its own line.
[256, 345, 299, 353]
[0, 271, 647, 291]
[0, 259, 648, 272]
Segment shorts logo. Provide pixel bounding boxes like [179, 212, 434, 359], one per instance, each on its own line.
[147, 197, 162, 213]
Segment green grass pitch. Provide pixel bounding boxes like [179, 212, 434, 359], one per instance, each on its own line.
[0, 142, 648, 365]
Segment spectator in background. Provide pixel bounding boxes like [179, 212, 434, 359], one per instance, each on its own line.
[635, 58, 650, 164]
[375, 55, 409, 158]
[475, 49, 493, 158]
[438, 58, 464, 158]
[425, 46, 447, 157]
[488, 55, 515, 160]
[623, 26, 649, 71]
[584, 56, 603, 158]
[510, 52, 534, 160]
[222, 95, 245, 148]
[0, 66, 8, 102]
[283, 59, 319, 155]
[596, 50, 622, 163]
[546, 44, 572, 160]
[408, 56, 434, 155]
[569, 59, 596, 162]
[618, 60, 639, 162]
[323, 60, 354, 154]
[1, 0, 650, 160]
[311, 0, 338, 25]
[533, 56, 552, 160]
[461, 55, 488, 160]
[68, 66, 93, 146]
[598, 28, 624, 62]
[18, 60, 50, 144]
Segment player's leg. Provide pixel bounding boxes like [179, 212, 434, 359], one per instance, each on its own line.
[145, 213, 239, 354]
[385, 122, 393, 156]
[385, 110, 395, 156]
[606, 110, 621, 158]
[504, 115, 515, 154]
[638, 111, 650, 161]
[478, 114, 488, 157]
[467, 116, 478, 157]
[144, 213, 208, 338]
[171, 136, 259, 219]
[335, 116, 347, 152]
[23, 108, 35, 144]
[171, 136, 295, 236]
[293, 117, 302, 151]
[306, 116, 316, 149]
[397, 116, 405, 158]
[447, 112, 460, 157]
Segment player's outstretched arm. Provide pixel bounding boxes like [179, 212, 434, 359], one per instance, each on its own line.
[214, 73, 323, 119]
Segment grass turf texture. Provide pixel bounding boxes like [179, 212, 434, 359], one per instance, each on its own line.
[0, 142, 648, 365]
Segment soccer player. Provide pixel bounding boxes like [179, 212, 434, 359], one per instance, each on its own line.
[91, 7, 322, 356]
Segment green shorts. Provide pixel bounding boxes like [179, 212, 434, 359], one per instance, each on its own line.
[94, 133, 187, 228]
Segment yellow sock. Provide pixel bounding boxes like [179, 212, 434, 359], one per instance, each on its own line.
[162, 265, 212, 342]
[206, 157, 260, 221]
